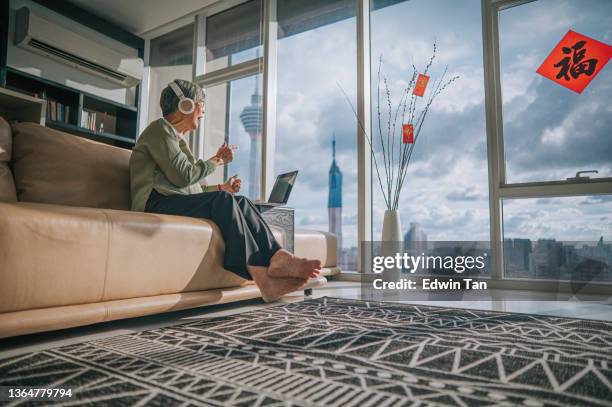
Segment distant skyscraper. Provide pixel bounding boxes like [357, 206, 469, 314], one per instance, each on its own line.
[504, 238, 532, 275]
[328, 134, 343, 250]
[533, 239, 563, 279]
[239, 77, 262, 199]
[404, 222, 427, 243]
[404, 222, 427, 256]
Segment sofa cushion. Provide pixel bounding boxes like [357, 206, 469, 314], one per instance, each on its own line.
[101, 209, 247, 301]
[11, 122, 131, 209]
[0, 117, 17, 202]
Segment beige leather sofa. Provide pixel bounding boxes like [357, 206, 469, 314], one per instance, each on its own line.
[0, 118, 339, 338]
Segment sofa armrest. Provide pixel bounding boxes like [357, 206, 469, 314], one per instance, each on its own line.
[294, 229, 338, 268]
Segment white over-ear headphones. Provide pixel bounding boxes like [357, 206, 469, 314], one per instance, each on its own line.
[168, 80, 195, 114]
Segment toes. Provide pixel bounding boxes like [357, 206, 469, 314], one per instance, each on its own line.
[268, 256, 321, 280]
[306, 259, 322, 269]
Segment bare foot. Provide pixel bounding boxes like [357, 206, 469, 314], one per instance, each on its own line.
[268, 249, 321, 279]
[249, 266, 308, 302]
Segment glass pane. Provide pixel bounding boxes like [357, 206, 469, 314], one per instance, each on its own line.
[146, 25, 194, 126]
[202, 74, 263, 200]
[150, 24, 194, 67]
[499, 0, 612, 183]
[205, 0, 263, 72]
[278, 0, 355, 39]
[370, 0, 489, 242]
[275, 0, 358, 270]
[502, 196, 612, 281]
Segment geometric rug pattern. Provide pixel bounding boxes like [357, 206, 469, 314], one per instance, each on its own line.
[1, 297, 611, 406]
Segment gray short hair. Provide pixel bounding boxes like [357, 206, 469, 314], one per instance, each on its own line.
[160, 79, 205, 116]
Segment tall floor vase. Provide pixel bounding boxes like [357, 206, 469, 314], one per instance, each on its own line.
[381, 210, 402, 242]
[381, 210, 402, 283]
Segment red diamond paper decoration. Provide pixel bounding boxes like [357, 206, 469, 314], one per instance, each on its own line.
[536, 30, 612, 94]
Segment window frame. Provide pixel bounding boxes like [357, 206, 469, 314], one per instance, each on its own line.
[194, 0, 267, 198]
[482, 0, 612, 287]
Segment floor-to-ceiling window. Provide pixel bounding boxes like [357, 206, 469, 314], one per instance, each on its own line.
[494, 0, 612, 282]
[369, 0, 490, 245]
[203, 74, 264, 197]
[199, 0, 264, 197]
[275, 0, 359, 270]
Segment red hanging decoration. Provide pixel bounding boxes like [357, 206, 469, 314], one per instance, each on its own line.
[402, 124, 414, 144]
[413, 74, 430, 97]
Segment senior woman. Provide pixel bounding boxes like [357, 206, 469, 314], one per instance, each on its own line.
[130, 79, 321, 302]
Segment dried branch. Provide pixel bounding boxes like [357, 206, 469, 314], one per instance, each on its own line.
[338, 41, 458, 212]
[336, 82, 389, 209]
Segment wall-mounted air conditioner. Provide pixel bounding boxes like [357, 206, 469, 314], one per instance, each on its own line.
[14, 7, 143, 88]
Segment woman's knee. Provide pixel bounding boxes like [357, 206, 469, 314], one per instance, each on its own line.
[214, 190, 234, 200]
[234, 195, 252, 207]
[212, 190, 238, 208]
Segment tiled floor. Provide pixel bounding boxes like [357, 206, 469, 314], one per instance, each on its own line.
[1, 280, 611, 359]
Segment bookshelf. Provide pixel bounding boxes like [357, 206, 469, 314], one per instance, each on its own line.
[0, 87, 45, 124]
[0, 67, 137, 149]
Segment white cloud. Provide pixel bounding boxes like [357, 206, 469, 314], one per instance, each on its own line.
[500, 51, 541, 107]
[501, 1, 579, 44]
[431, 68, 484, 114]
[503, 197, 610, 241]
[540, 98, 603, 145]
[541, 125, 565, 144]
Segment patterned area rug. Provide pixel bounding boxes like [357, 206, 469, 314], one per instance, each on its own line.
[1, 297, 611, 406]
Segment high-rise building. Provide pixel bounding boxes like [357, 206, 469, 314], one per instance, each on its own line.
[239, 77, 262, 199]
[404, 222, 427, 258]
[533, 239, 563, 279]
[504, 238, 532, 276]
[328, 134, 343, 251]
[404, 222, 427, 243]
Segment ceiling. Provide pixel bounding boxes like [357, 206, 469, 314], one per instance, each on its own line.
[68, 0, 220, 36]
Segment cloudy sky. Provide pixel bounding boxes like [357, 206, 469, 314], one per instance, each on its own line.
[216, 0, 611, 266]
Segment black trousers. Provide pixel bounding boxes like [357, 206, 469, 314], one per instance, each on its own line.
[145, 189, 282, 280]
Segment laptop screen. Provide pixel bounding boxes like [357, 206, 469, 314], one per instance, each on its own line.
[268, 171, 298, 204]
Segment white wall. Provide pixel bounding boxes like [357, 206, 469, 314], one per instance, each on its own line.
[7, 0, 139, 106]
[146, 65, 193, 125]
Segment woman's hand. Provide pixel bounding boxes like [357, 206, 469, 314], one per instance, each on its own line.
[213, 143, 234, 164]
[219, 175, 241, 194]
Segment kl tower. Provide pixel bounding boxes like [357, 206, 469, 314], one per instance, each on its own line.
[239, 77, 262, 199]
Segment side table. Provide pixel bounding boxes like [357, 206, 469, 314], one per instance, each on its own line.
[255, 203, 295, 254]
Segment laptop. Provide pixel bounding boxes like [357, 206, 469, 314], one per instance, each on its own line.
[256, 170, 298, 206]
